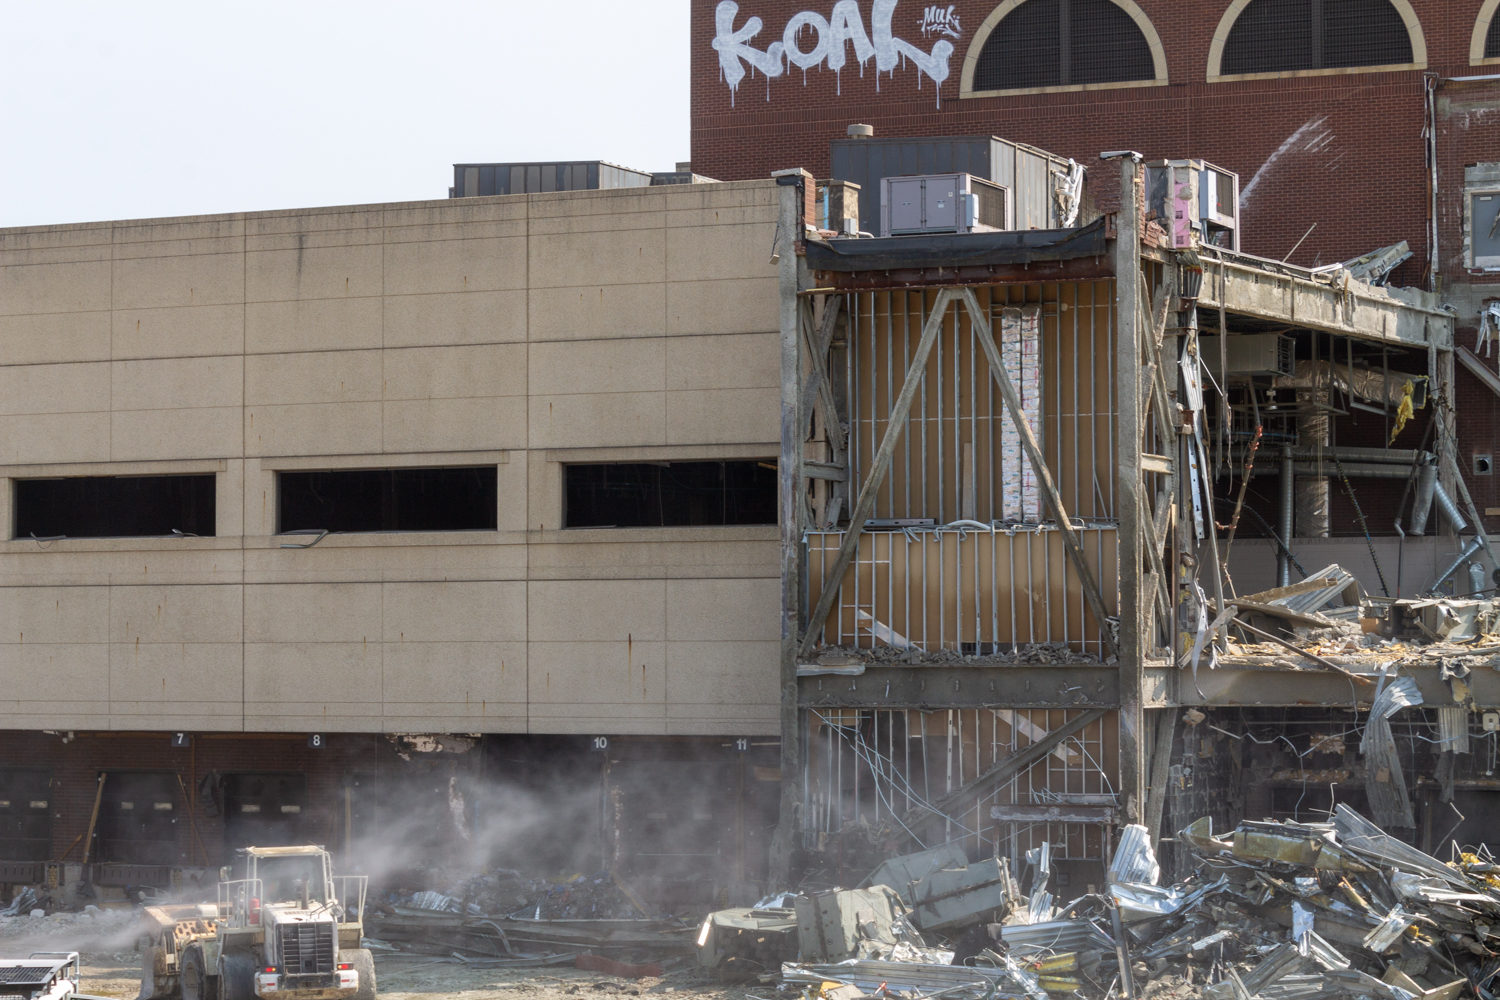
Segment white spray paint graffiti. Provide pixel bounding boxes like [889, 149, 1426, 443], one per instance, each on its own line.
[918, 4, 961, 38]
[712, 0, 956, 106]
[1240, 115, 1332, 208]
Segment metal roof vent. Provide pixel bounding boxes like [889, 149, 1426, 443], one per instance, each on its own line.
[847, 123, 875, 138]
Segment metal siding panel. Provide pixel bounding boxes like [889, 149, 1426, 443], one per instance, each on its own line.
[463, 167, 479, 198]
[902, 143, 921, 177]
[587, 162, 599, 189]
[526, 165, 540, 192]
[860, 146, 884, 233]
[1017, 150, 1044, 228]
[993, 140, 1016, 191]
[934, 143, 952, 174]
[925, 175, 959, 230]
[511, 166, 525, 194]
[888, 177, 925, 233]
[479, 166, 495, 197]
[973, 140, 994, 184]
[918, 143, 936, 175]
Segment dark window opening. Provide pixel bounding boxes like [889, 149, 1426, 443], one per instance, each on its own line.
[14, 474, 215, 539]
[277, 467, 497, 533]
[0, 769, 51, 862]
[973, 0, 1155, 92]
[1488, 11, 1500, 59]
[565, 461, 778, 528]
[1222, 0, 1412, 75]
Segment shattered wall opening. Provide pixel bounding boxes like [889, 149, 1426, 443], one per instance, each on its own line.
[803, 708, 1118, 892]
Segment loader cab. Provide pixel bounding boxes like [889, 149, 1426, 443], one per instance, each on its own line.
[220, 846, 335, 922]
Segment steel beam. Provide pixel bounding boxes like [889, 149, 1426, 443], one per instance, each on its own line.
[1196, 250, 1450, 347]
[1114, 157, 1147, 826]
[816, 255, 1116, 291]
[797, 664, 1119, 709]
[1170, 663, 1500, 708]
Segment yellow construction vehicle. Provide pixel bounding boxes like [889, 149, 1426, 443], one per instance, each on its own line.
[138, 846, 372, 1000]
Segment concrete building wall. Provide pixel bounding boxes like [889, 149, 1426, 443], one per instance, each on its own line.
[0, 181, 786, 737]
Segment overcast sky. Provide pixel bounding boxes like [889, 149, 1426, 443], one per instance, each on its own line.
[0, 1, 690, 229]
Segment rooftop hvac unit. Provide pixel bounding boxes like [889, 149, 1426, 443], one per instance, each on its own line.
[1146, 159, 1240, 251]
[1199, 334, 1295, 377]
[880, 173, 1011, 237]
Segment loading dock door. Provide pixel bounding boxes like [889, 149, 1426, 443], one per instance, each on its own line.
[223, 773, 307, 851]
[0, 770, 52, 861]
[350, 771, 460, 866]
[97, 772, 179, 865]
[609, 761, 738, 882]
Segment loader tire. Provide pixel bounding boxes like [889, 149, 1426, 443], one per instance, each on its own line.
[348, 948, 376, 1000]
[218, 954, 257, 1000]
[181, 946, 217, 1000]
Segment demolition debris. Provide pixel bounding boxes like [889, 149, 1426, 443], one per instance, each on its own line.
[692, 810, 1500, 1000]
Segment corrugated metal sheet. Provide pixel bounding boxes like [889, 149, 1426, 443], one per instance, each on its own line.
[1333, 804, 1470, 888]
[1108, 823, 1159, 885]
[782, 959, 1042, 999]
[1437, 706, 1472, 754]
[999, 919, 1115, 957]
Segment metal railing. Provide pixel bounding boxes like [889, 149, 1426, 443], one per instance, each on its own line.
[216, 879, 263, 928]
[332, 875, 368, 925]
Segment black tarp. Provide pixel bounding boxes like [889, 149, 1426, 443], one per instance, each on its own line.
[804, 217, 1107, 272]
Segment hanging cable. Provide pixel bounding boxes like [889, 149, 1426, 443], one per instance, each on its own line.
[1331, 452, 1389, 597]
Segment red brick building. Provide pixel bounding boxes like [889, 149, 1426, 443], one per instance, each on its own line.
[691, 0, 1500, 525]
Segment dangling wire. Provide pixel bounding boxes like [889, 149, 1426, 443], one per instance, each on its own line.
[1331, 452, 1389, 597]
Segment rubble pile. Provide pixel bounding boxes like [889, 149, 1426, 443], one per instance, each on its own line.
[382, 869, 649, 921]
[368, 868, 693, 968]
[699, 809, 1500, 999]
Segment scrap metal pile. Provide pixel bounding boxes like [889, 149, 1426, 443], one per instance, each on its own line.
[364, 869, 694, 970]
[698, 810, 1500, 1000]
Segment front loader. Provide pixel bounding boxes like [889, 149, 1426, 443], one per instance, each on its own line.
[138, 846, 372, 1000]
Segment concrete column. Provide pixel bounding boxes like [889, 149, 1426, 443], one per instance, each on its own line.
[769, 169, 811, 887]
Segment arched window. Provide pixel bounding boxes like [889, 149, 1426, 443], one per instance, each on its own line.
[970, 0, 1157, 92]
[1466, 0, 1500, 65]
[1220, 0, 1414, 76]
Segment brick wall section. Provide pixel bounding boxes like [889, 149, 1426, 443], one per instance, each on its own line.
[694, 0, 1496, 282]
[1438, 79, 1500, 527]
[696, 0, 1500, 536]
[0, 730, 395, 867]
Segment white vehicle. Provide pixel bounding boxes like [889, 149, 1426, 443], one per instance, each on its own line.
[138, 846, 372, 1000]
[0, 952, 104, 1000]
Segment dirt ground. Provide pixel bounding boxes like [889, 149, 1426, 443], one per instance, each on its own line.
[0, 907, 754, 1000]
[75, 952, 756, 1000]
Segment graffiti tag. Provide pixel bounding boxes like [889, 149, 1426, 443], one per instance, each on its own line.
[918, 4, 961, 39]
[711, 0, 956, 106]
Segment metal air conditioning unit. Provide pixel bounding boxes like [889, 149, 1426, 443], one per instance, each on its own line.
[1146, 159, 1240, 251]
[1199, 334, 1295, 377]
[880, 173, 1011, 237]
